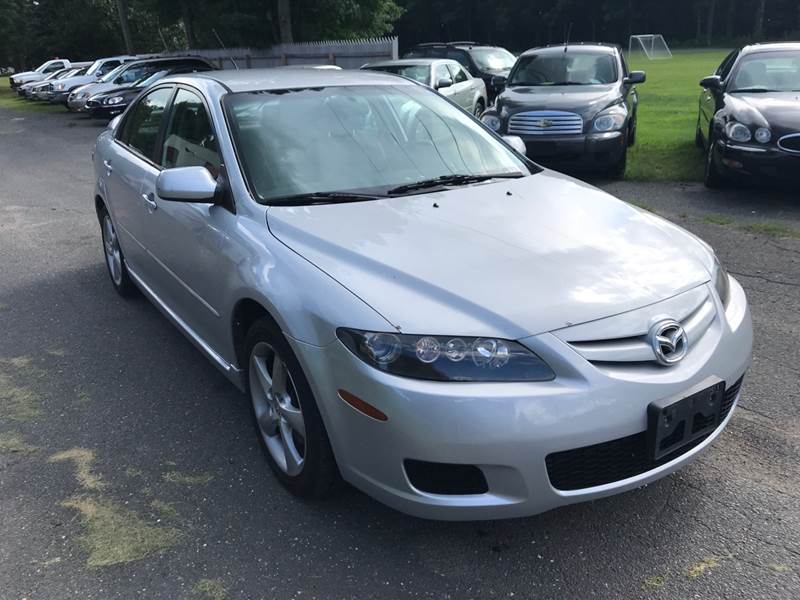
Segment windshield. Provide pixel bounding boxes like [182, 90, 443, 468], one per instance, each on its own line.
[509, 51, 617, 86]
[471, 48, 516, 71]
[132, 69, 169, 88]
[86, 60, 103, 76]
[365, 65, 429, 84]
[100, 64, 127, 83]
[729, 51, 800, 92]
[224, 85, 530, 203]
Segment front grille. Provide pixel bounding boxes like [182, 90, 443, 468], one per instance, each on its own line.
[508, 110, 583, 136]
[545, 376, 744, 491]
[778, 133, 800, 154]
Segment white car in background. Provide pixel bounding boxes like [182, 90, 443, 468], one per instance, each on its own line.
[9, 58, 73, 89]
[49, 55, 137, 105]
[362, 58, 488, 115]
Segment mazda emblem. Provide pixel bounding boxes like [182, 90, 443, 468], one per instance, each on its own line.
[649, 320, 688, 365]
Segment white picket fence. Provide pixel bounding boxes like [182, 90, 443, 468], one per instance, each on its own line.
[162, 37, 398, 70]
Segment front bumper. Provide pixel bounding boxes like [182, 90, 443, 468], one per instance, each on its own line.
[67, 94, 90, 112]
[291, 278, 752, 520]
[87, 101, 126, 119]
[714, 140, 800, 183]
[518, 131, 627, 170]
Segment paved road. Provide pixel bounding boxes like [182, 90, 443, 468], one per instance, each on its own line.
[1, 107, 798, 600]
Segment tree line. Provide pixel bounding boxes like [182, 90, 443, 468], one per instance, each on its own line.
[2, 0, 799, 70]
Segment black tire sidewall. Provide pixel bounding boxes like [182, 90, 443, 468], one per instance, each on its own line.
[243, 317, 338, 498]
[98, 205, 136, 297]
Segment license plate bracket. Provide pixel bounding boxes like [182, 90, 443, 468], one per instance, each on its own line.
[647, 380, 725, 460]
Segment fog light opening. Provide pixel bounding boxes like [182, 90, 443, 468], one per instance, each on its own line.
[722, 158, 743, 170]
[337, 389, 388, 422]
[404, 459, 489, 495]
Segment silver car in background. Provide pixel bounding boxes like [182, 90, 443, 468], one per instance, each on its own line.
[362, 58, 488, 115]
[49, 55, 137, 105]
[92, 69, 751, 520]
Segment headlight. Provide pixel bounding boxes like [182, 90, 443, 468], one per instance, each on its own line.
[712, 256, 730, 306]
[724, 122, 751, 143]
[481, 114, 502, 132]
[105, 96, 124, 105]
[337, 329, 555, 382]
[592, 105, 627, 132]
[754, 127, 771, 144]
[55, 83, 64, 90]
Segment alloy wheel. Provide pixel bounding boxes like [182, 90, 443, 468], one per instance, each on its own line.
[102, 214, 123, 286]
[249, 342, 306, 476]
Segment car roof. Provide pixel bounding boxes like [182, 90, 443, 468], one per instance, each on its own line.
[740, 42, 800, 55]
[520, 44, 618, 57]
[364, 58, 455, 68]
[181, 68, 418, 93]
[412, 42, 502, 51]
[123, 56, 212, 68]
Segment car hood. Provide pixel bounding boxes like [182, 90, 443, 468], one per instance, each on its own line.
[497, 84, 619, 121]
[12, 71, 38, 81]
[266, 171, 713, 338]
[729, 92, 800, 132]
[75, 82, 117, 97]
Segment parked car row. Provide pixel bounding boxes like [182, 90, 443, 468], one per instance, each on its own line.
[9, 55, 214, 116]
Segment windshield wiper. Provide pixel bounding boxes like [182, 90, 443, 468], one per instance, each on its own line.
[729, 87, 777, 93]
[270, 191, 383, 205]
[551, 81, 586, 86]
[387, 173, 525, 196]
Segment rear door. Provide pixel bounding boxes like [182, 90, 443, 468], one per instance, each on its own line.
[106, 85, 175, 277]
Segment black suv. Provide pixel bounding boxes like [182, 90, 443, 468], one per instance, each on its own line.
[404, 42, 516, 102]
[480, 43, 645, 177]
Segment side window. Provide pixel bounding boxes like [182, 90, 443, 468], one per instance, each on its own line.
[160, 89, 220, 177]
[434, 64, 451, 85]
[449, 64, 469, 83]
[98, 60, 120, 76]
[44, 62, 63, 73]
[119, 87, 174, 162]
[717, 51, 739, 80]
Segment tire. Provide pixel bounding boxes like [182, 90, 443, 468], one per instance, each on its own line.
[474, 99, 486, 117]
[244, 317, 339, 498]
[704, 137, 725, 189]
[608, 147, 627, 179]
[695, 117, 705, 149]
[98, 205, 137, 297]
[628, 119, 637, 147]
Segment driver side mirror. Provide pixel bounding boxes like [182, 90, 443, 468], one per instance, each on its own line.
[700, 75, 722, 90]
[156, 167, 218, 203]
[107, 115, 122, 131]
[491, 74, 508, 89]
[436, 77, 453, 90]
[624, 71, 646, 85]
[502, 135, 527, 155]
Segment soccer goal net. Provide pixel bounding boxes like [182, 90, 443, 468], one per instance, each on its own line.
[628, 34, 672, 60]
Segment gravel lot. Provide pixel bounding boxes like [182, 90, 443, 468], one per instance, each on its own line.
[1, 106, 798, 600]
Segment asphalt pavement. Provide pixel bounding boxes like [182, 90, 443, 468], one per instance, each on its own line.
[1, 106, 798, 600]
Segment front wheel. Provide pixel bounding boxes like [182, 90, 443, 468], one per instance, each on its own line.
[245, 317, 339, 498]
[608, 147, 628, 179]
[474, 99, 486, 117]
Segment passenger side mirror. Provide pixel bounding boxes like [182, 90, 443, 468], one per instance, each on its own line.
[700, 75, 722, 90]
[625, 71, 646, 85]
[502, 135, 527, 155]
[436, 77, 453, 90]
[156, 167, 218, 203]
[491, 74, 507, 89]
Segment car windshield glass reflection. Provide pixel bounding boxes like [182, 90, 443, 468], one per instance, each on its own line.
[510, 52, 617, 86]
[224, 85, 531, 203]
[100, 64, 127, 83]
[471, 48, 516, 71]
[132, 70, 169, 88]
[729, 51, 800, 92]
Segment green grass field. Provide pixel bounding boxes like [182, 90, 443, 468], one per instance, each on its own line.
[626, 48, 731, 181]
[0, 75, 66, 113]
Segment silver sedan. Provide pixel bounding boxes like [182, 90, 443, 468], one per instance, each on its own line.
[92, 69, 751, 520]
[362, 58, 488, 115]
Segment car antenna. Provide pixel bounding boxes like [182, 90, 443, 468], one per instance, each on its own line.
[563, 22, 572, 53]
[212, 28, 239, 70]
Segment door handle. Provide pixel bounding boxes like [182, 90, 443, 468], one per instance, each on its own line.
[141, 192, 157, 211]
[103, 159, 113, 175]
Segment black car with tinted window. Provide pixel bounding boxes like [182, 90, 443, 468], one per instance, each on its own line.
[404, 41, 516, 102]
[696, 42, 800, 188]
[480, 44, 645, 177]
